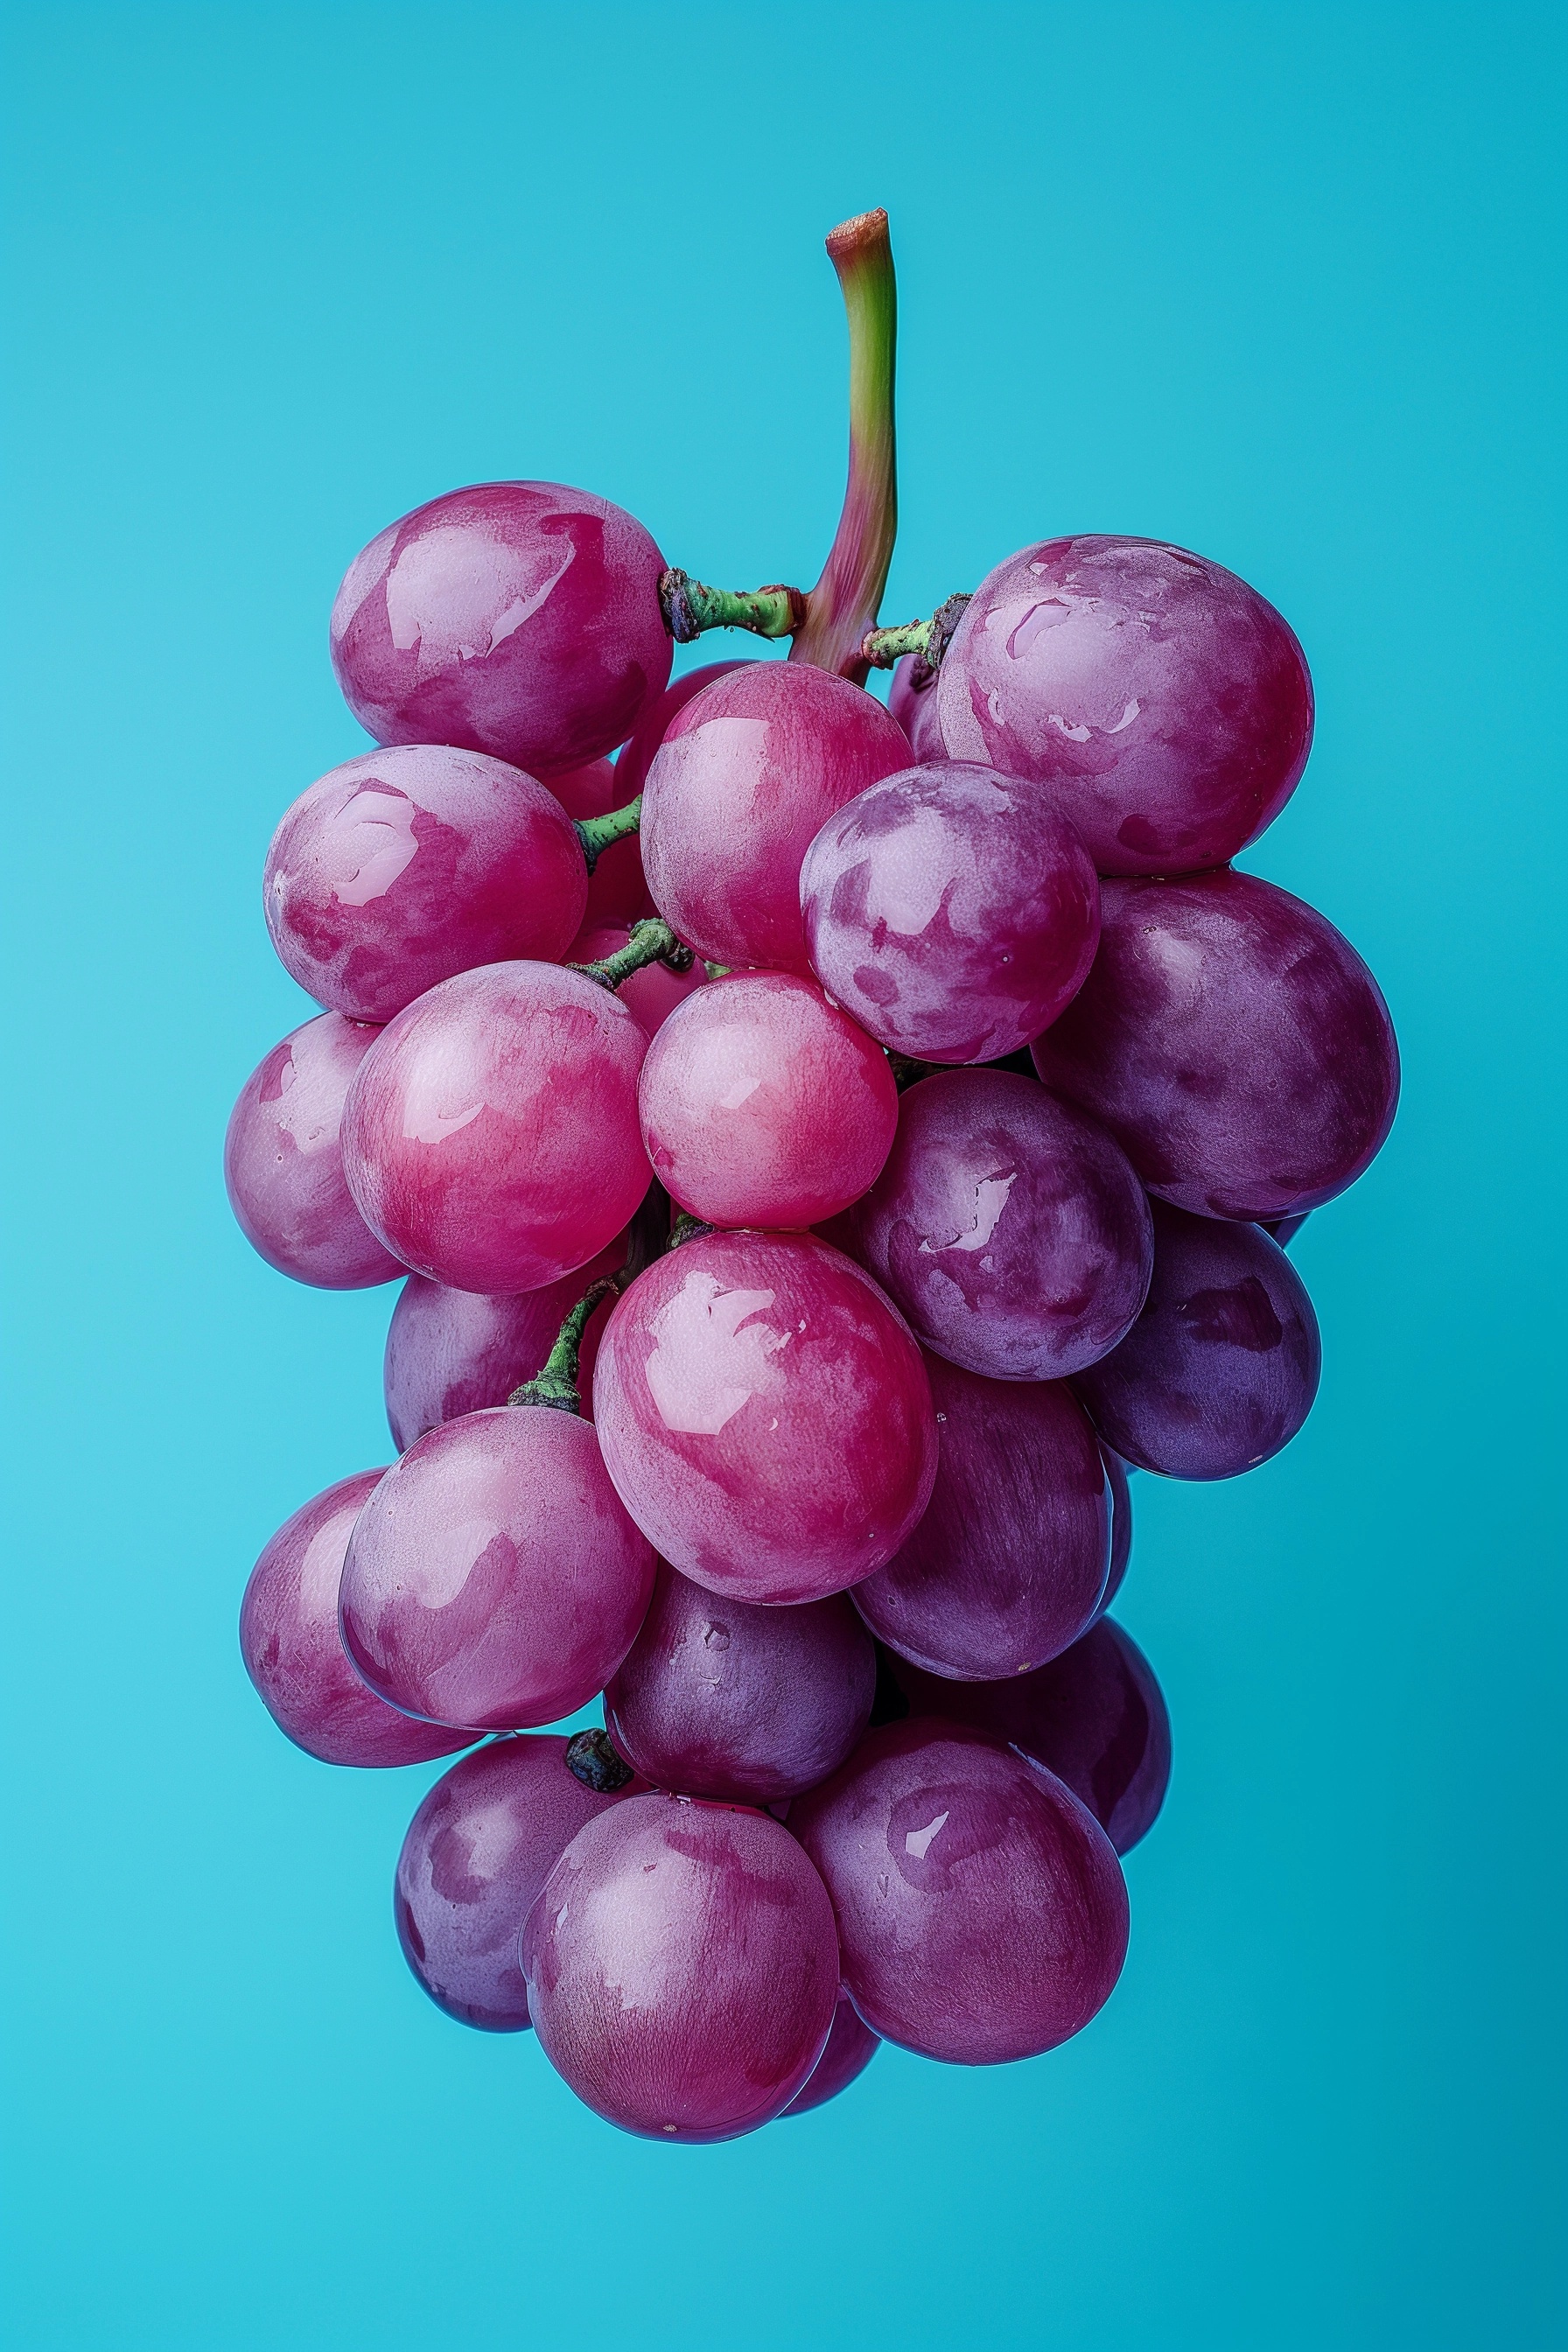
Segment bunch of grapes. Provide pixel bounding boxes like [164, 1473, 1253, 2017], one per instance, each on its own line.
[228, 211, 1397, 2142]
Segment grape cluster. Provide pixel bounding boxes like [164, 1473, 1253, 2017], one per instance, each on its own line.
[228, 211, 1397, 2143]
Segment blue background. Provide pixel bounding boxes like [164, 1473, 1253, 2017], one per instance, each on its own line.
[3, 6, 1564, 2347]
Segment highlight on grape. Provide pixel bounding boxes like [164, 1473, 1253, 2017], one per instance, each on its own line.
[228, 206, 1399, 2142]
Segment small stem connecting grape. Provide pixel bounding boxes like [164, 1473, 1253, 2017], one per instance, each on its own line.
[575, 794, 642, 873]
[570, 918, 695, 992]
[508, 1279, 620, 1415]
[860, 591, 973, 679]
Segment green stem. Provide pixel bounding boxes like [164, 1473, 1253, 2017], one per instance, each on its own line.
[667, 1211, 714, 1250]
[508, 1278, 619, 1415]
[658, 574, 803, 646]
[790, 209, 900, 681]
[575, 794, 641, 874]
[570, 917, 694, 991]
[861, 591, 974, 677]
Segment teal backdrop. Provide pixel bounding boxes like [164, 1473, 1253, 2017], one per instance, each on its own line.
[3, 7, 1564, 2348]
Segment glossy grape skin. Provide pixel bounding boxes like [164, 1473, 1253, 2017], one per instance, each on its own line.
[791, 1718, 1129, 2063]
[1095, 1446, 1133, 1620]
[542, 758, 645, 926]
[522, 1792, 840, 2141]
[638, 972, 899, 1229]
[382, 1242, 624, 1452]
[640, 662, 912, 971]
[341, 961, 650, 1294]
[393, 1732, 637, 2032]
[841, 1069, 1152, 1381]
[592, 1230, 938, 1606]
[892, 1618, 1171, 1855]
[224, 1014, 402, 1289]
[1032, 870, 1399, 1222]
[780, 1991, 880, 2116]
[1073, 1200, 1322, 1479]
[934, 536, 1312, 875]
[340, 1407, 656, 1730]
[1266, 1211, 1311, 1248]
[852, 1354, 1110, 1680]
[887, 656, 945, 760]
[330, 481, 672, 778]
[566, 923, 707, 1037]
[240, 1472, 478, 1767]
[612, 659, 753, 799]
[262, 745, 587, 1025]
[801, 760, 1100, 1064]
[605, 1562, 876, 1802]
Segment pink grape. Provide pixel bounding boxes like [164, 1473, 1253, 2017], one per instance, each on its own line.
[340, 1407, 656, 1730]
[892, 1618, 1171, 1854]
[262, 745, 587, 1024]
[800, 760, 1099, 1064]
[851, 1354, 1110, 1680]
[612, 658, 753, 799]
[934, 536, 1312, 874]
[780, 1992, 880, 2116]
[640, 662, 911, 971]
[1032, 869, 1400, 1221]
[340, 961, 650, 1293]
[240, 1472, 477, 1767]
[224, 1014, 402, 1289]
[522, 1792, 840, 2140]
[638, 972, 899, 1228]
[791, 1717, 1129, 2063]
[840, 1069, 1152, 1380]
[330, 481, 672, 777]
[393, 1732, 637, 2033]
[382, 1242, 625, 1452]
[592, 1230, 938, 1606]
[545, 757, 647, 926]
[1073, 1200, 1322, 1478]
[567, 923, 706, 1037]
[1095, 1446, 1133, 1620]
[887, 655, 945, 759]
[605, 1562, 876, 1802]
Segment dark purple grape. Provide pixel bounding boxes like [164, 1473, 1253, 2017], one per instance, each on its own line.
[262, 745, 587, 1024]
[780, 1992, 880, 2116]
[1095, 1446, 1132, 1620]
[791, 1718, 1128, 2064]
[800, 760, 1100, 1064]
[393, 1732, 637, 2032]
[841, 1069, 1152, 1380]
[382, 1242, 624, 1452]
[522, 1793, 840, 2140]
[1032, 870, 1399, 1222]
[852, 1354, 1110, 1680]
[330, 482, 672, 777]
[1072, 1200, 1321, 1479]
[605, 1563, 875, 1802]
[934, 536, 1312, 875]
[224, 1014, 403, 1290]
[239, 1473, 478, 1768]
[892, 1619, 1171, 1854]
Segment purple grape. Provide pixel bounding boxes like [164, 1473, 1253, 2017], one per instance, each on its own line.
[224, 1014, 403, 1289]
[887, 655, 945, 759]
[892, 1619, 1171, 1854]
[240, 1472, 477, 1767]
[640, 662, 912, 972]
[1032, 870, 1399, 1222]
[852, 1354, 1110, 1679]
[612, 658, 754, 798]
[800, 760, 1101, 1064]
[262, 746, 587, 1025]
[382, 1242, 625, 1452]
[330, 482, 672, 778]
[934, 536, 1312, 874]
[1095, 1446, 1132, 1620]
[340, 1407, 656, 1730]
[841, 1069, 1152, 1380]
[605, 1563, 876, 1802]
[393, 1732, 636, 2032]
[592, 1229, 937, 1606]
[1072, 1200, 1321, 1479]
[791, 1718, 1128, 2063]
[522, 1792, 840, 2140]
[340, 961, 650, 1295]
[780, 1992, 880, 2116]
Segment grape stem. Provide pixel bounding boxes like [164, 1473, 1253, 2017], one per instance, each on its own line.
[575, 795, 641, 872]
[570, 917, 695, 990]
[565, 1728, 634, 1793]
[508, 1279, 619, 1415]
[861, 591, 974, 682]
[658, 208, 900, 684]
